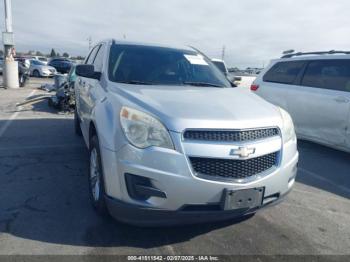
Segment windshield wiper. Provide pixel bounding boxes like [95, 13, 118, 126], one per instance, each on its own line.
[118, 80, 153, 85]
[183, 81, 223, 87]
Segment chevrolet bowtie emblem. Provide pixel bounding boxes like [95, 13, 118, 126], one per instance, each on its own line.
[230, 147, 256, 158]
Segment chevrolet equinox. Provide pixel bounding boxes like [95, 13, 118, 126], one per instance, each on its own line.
[74, 39, 298, 225]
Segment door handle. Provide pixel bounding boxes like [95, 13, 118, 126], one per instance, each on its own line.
[334, 96, 349, 103]
[78, 78, 86, 87]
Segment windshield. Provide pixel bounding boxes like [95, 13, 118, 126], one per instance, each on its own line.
[31, 60, 46, 66]
[108, 44, 231, 87]
[212, 61, 227, 73]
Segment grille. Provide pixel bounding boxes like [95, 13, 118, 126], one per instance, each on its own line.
[184, 128, 279, 142]
[190, 152, 278, 180]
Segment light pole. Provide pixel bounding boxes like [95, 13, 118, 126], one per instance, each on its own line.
[2, 0, 19, 89]
[221, 45, 226, 61]
[87, 36, 92, 51]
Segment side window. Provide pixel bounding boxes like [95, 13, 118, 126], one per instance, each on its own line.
[93, 45, 104, 72]
[301, 60, 350, 92]
[263, 61, 305, 84]
[85, 45, 100, 65]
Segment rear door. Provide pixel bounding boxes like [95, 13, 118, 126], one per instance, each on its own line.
[257, 60, 306, 111]
[287, 59, 350, 148]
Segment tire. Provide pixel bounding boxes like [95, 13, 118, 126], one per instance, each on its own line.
[19, 75, 26, 87]
[33, 70, 40, 78]
[89, 135, 109, 216]
[48, 98, 53, 107]
[74, 108, 82, 136]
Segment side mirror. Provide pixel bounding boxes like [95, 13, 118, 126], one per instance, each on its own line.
[76, 64, 101, 80]
[230, 81, 237, 87]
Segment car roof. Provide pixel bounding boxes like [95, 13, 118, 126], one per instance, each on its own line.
[276, 51, 350, 62]
[211, 58, 225, 63]
[109, 39, 195, 52]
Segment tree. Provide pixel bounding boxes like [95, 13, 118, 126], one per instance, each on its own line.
[36, 51, 43, 56]
[56, 52, 60, 57]
[50, 48, 57, 57]
[62, 52, 69, 58]
[0, 50, 3, 57]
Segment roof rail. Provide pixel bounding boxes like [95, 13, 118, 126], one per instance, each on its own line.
[281, 50, 350, 58]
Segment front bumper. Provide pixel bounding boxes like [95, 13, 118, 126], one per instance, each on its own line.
[100, 131, 298, 224]
[105, 186, 293, 226]
[41, 71, 56, 77]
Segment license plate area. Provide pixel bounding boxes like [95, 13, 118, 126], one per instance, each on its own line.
[221, 187, 265, 211]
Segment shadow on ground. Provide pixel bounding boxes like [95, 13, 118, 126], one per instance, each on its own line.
[0, 117, 252, 248]
[297, 140, 350, 199]
[0, 117, 349, 248]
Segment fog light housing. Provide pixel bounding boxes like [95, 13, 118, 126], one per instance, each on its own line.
[125, 173, 166, 201]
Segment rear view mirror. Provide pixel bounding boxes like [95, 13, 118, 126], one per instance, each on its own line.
[76, 64, 101, 80]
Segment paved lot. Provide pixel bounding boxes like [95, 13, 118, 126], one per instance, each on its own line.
[0, 77, 349, 255]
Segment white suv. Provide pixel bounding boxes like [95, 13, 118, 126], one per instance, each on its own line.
[252, 51, 350, 152]
[74, 39, 298, 226]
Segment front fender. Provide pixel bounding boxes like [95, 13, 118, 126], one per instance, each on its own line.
[92, 98, 127, 152]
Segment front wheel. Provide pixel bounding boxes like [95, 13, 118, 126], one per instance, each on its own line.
[89, 135, 109, 216]
[33, 70, 40, 78]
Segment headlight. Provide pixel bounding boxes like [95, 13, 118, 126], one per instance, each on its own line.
[120, 106, 174, 150]
[279, 107, 296, 143]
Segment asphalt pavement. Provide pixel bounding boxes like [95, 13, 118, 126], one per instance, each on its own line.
[0, 77, 349, 256]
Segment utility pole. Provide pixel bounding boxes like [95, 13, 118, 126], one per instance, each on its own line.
[2, 0, 19, 88]
[221, 45, 226, 61]
[87, 36, 92, 51]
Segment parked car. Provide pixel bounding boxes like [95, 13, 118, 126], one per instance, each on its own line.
[67, 64, 77, 88]
[48, 67, 77, 111]
[30, 59, 57, 77]
[230, 73, 258, 89]
[251, 50, 350, 152]
[32, 56, 49, 64]
[74, 39, 298, 226]
[48, 58, 73, 74]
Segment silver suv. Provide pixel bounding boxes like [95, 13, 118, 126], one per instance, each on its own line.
[74, 39, 298, 225]
[252, 51, 350, 152]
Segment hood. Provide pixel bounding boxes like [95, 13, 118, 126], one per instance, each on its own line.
[42, 65, 56, 71]
[109, 84, 283, 132]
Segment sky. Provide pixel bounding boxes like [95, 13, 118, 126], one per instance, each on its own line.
[1, 0, 349, 68]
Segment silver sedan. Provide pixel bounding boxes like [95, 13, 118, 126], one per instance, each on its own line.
[30, 59, 56, 77]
